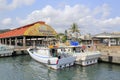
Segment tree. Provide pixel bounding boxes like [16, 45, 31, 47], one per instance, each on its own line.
[70, 23, 80, 33]
[55, 33, 65, 43]
[70, 23, 80, 41]
[62, 35, 67, 43]
[64, 30, 68, 40]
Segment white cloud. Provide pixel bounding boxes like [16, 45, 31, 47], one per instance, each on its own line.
[1, 18, 12, 25]
[0, 0, 35, 11]
[15, 4, 120, 34]
[93, 4, 110, 19]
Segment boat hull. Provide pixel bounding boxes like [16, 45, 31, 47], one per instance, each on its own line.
[27, 48, 76, 69]
[74, 51, 101, 66]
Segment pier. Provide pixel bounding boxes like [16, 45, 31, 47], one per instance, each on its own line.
[99, 55, 120, 64]
[97, 45, 120, 64]
[0, 46, 28, 57]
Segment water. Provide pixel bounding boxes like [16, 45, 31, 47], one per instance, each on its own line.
[0, 55, 120, 80]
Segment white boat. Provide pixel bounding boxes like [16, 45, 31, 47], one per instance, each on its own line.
[27, 46, 76, 69]
[0, 44, 14, 57]
[60, 45, 101, 66]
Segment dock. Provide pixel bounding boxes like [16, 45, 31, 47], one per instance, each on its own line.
[99, 54, 120, 64]
[97, 45, 120, 64]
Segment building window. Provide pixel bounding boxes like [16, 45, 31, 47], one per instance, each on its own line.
[110, 39, 116, 45]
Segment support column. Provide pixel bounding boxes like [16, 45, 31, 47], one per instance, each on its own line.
[33, 38, 36, 47]
[23, 36, 26, 48]
[9, 38, 12, 45]
[116, 38, 119, 46]
[5, 38, 7, 45]
[119, 38, 120, 45]
[30, 38, 32, 46]
[108, 38, 111, 47]
[91, 39, 94, 46]
[3, 39, 5, 44]
[0, 39, 1, 44]
[1, 39, 3, 44]
[15, 37, 17, 47]
[36, 38, 38, 46]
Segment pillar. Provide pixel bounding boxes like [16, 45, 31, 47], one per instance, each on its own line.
[2, 39, 4, 44]
[23, 36, 26, 48]
[5, 38, 7, 45]
[30, 38, 32, 46]
[0, 39, 1, 44]
[32, 38, 36, 47]
[91, 39, 93, 46]
[1, 39, 3, 44]
[116, 38, 119, 46]
[15, 37, 17, 47]
[9, 38, 11, 45]
[119, 38, 120, 45]
[108, 38, 111, 47]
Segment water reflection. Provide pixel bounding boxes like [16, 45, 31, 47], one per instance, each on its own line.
[0, 56, 120, 80]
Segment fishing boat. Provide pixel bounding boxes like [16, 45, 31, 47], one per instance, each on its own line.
[0, 44, 14, 57]
[27, 46, 76, 69]
[61, 45, 101, 66]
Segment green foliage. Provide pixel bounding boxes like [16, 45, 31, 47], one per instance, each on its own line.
[55, 33, 64, 40]
[62, 35, 67, 43]
[70, 23, 80, 33]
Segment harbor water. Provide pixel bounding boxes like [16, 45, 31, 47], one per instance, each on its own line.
[0, 55, 120, 80]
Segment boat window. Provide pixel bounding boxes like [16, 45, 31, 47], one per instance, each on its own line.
[73, 47, 81, 53]
[76, 47, 81, 53]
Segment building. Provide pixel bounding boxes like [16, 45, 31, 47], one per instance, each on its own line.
[67, 29, 81, 40]
[79, 34, 92, 45]
[93, 32, 120, 46]
[0, 21, 57, 48]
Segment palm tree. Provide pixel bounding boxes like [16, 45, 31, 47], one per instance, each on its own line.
[70, 23, 80, 33]
[70, 23, 80, 41]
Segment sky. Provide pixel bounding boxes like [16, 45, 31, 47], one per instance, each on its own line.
[0, 0, 120, 34]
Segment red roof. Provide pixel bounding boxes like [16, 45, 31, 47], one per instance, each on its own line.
[0, 21, 45, 38]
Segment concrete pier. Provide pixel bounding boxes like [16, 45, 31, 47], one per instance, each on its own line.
[99, 55, 120, 64]
[0, 47, 28, 58]
[97, 45, 120, 64]
[12, 49, 28, 56]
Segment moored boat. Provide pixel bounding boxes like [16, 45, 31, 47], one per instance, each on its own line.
[27, 46, 76, 69]
[60, 45, 101, 66]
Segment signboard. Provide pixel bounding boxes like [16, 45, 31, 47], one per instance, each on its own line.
[70, 41, 79, 46]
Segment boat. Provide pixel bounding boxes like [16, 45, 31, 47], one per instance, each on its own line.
[0, 44, 14, 57]
[60, 45, 101, 66]
[27, 46, 76, 69]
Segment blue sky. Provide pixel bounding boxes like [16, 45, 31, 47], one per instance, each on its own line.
[0, 0, 120, 34]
